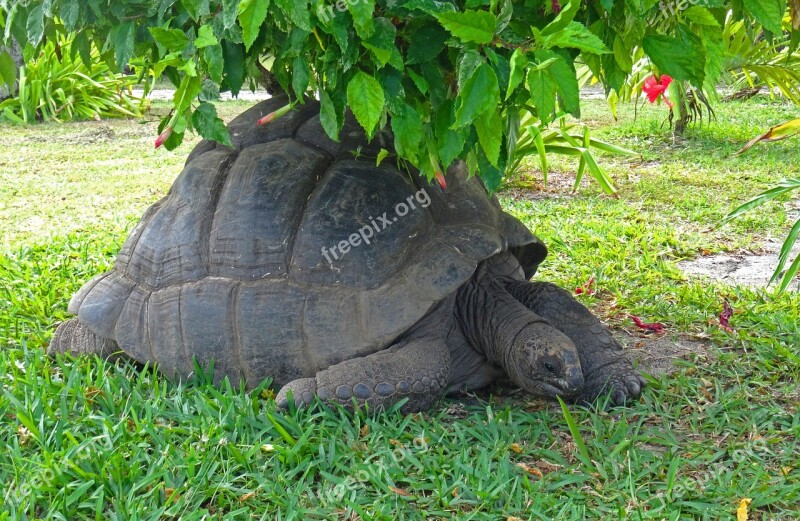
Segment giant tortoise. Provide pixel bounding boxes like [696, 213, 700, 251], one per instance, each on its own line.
[50, 96, 645, 412]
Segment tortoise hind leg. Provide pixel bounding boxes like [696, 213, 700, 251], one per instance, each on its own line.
[505, 280, 646, 405]
[48, 319, 120, 359]
[276, 337, 451, 413]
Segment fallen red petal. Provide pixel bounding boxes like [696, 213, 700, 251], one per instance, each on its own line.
[630, 315, 666, 333]
[719, 299, 734, 333]
[575, 276, 595, 296]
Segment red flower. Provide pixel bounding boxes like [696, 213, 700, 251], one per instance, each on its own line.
[257, 103, 294, 126]
[154, 126, 173, 149]
[434, 170, 447, 189]
[551, 0, 562, 14]
[642, 74, 673, 108]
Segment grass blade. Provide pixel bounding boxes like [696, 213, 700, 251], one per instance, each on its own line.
[557, 397, 592, 467]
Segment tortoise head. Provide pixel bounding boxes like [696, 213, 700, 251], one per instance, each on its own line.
[505, 322, 584, 398]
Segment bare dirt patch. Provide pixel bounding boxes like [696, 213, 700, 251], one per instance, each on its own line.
[618, 330, 711, 376]
[678, 240, 800, 291]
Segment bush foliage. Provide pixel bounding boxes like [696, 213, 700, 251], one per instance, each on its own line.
[1, 1, 798, 187]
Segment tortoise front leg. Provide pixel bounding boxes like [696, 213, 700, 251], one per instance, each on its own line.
[504, 280, 645, 405]
[276, 337, 451, 413]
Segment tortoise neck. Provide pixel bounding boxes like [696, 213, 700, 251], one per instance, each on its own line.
[455, 263, 547, 370]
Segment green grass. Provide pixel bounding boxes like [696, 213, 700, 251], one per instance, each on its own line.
[1, 96, 799, 519]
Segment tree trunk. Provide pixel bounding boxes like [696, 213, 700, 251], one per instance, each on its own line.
[0, 37, 25, 101]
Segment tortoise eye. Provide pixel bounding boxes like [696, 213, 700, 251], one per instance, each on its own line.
[541, 357, 561, 375]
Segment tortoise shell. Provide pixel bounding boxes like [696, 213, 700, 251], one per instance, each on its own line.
[68, 96, 546, 387]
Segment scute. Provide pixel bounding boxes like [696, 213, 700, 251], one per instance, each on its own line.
[236, 281, 307, 387]
[77, 272, 135, 339]
[123, 149, 234, 288]
[290, 159, 433, 289]
[209, 140, 329, 279]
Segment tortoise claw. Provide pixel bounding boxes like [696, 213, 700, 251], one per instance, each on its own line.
[275, 377, 318, 409]
[578, 360, 645, 407]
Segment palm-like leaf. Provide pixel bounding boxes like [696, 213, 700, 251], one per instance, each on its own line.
[504, 111, 638, 195]
[722, 13, 800, 104]
[0, 38, 144, 123]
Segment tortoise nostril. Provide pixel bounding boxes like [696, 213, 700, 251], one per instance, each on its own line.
[567, 368, 584, 390]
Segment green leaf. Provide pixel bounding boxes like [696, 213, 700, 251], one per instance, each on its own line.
[475, 109, 502, 166]
[544, 22, 610, 54]
[683, 6, 720, 27]
[347, 71, 384, 137]
[476, 148, 502, 193]
[743, 0, 786, 34]
[320, 88, 344, 141]
[71, 31, 93, 69]
[391, 104, 424, 164]
[223, 0, 241, 29]
[362, 18, 399, 67]
[174, 75, 203, 115]
[406, 22, 449, 64]
[537, 50, 580, 118]
[436, 10, 497, 44]
[204, 44, 225, 83]
[60, 1, 81, 32]
[435, 102, 466, 169]
[613, 35, 633, 73]
[506, 48, 527, 99]
[26, 4, 45, 46]
[642, 24, 706, 86]
[181, 0, 211, 21]
[527, 69, 556, 125]
[238, 0, 270, 50]
[150, 27, 191, 52]
[192, 102, 233, 147]
[195, 25, 219, 48]
[454, 63, 499, 127]
[376, 148, 390, 166]
[348, 0, 376, 38]
[456, 49, 485, 89]
[540, 0, 580, 37]
[112, 22, 136, 71]
[291, 56, 310, 98]
[275, 0, 312, 31]
[0, 51, 16, 88]
[222, 41, 246, 95]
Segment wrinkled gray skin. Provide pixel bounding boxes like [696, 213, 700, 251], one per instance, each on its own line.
[49, 96, 644, 413]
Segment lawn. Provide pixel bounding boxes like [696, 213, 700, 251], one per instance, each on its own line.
[1, 95, 798, 520]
